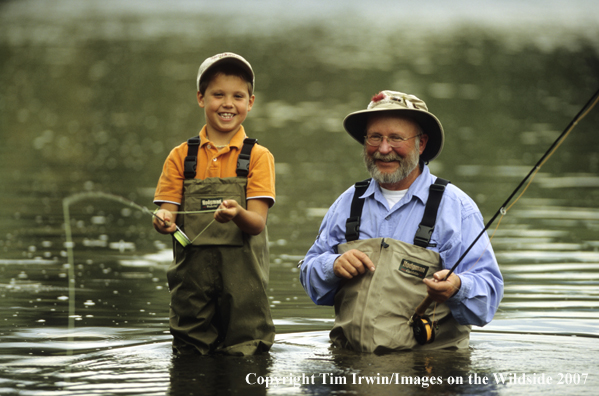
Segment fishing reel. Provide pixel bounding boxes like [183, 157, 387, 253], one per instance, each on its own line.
[152, 209, 192, 247]
[409, 296, 437, 345]
[173, 227, 192, 247]
[410, 314, 436, 345]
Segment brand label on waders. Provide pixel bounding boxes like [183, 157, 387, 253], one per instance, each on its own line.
[201, 198, 223, 210]
[399, 259, 428, 279]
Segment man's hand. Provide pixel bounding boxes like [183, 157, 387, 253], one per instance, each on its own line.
[423, 269, 461, 303]
[333, 249, 376, 279]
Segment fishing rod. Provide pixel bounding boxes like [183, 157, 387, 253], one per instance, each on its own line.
[63, 192, 193, 246]
[62, 191, 226, 352]
[410, 87, 599, 345]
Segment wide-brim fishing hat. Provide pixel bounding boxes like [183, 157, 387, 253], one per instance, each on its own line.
[343, 90, 444, 162]
[196, 52, 254, 91]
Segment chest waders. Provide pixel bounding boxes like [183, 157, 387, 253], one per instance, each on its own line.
[330, 178, 471, 353]
[167, 136, 275, 355]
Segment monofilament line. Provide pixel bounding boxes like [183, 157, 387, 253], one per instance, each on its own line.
[62, 192, 221, 354]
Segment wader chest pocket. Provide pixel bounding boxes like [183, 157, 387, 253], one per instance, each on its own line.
[179, 178, 246, 247]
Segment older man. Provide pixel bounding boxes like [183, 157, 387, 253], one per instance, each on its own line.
[300, 90, 503, 352]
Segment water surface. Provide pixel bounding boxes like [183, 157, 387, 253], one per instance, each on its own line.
[1, 0, 599, 394]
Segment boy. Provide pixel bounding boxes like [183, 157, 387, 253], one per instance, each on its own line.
[153, 53, 275, 355]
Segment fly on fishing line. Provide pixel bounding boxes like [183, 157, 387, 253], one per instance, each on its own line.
[409, 87, 599, 345]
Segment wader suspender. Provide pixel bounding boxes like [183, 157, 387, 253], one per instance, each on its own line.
[344, 177, 450, 247]
[183, 136, 258, 179]
[345, 179, 372, 242]
[413, 178, 450, 248]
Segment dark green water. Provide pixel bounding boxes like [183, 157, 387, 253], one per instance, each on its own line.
[1, 1, 599, 395]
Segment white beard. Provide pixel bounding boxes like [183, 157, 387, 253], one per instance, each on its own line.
[363, 142, 420, 185]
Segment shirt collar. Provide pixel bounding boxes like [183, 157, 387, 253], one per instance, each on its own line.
[408, 163, 434, 205]
[199, 126, 247, 149]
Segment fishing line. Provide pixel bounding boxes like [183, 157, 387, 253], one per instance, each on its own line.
[445, 88, 599, 279]
[411, 88, 599, 345]
[436, 87, 599, 302]
[62, 192, 220, 354]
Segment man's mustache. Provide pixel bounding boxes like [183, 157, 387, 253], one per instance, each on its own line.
[371, 152, 402, 162]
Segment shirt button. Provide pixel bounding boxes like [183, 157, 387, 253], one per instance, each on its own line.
[212, 158, 217, 162]
[207, 144, 211, 149]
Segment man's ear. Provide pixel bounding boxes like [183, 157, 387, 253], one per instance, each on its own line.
[418, 134, 429, 155]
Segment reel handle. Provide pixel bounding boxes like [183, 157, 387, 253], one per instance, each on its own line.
[414, 295, 434, 317]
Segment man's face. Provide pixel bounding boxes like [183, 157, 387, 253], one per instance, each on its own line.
[362, 114, 428, 189]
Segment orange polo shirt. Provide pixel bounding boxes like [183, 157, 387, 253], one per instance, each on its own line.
[154, 126, 275, 207]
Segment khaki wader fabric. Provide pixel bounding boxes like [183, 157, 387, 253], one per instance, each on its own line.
[168, 177, 275, 355]
[330, 238, 471, 352]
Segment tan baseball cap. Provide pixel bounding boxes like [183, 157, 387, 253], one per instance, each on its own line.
[343, 90, 444, 162]
[196, 52, 254, 91]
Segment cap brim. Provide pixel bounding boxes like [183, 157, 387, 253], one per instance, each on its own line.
[197, 56, 255, 91]
[343, 108, 444, 162]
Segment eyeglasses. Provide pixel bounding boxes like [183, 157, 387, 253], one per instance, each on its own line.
[365, 134, 421, 147]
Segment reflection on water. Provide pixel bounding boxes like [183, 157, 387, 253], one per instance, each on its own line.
[2, 330, 598, 395]
[2, 0, 599, 394]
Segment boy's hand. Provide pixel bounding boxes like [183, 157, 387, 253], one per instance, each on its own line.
[220, 198, 269, 235]
[214, 200, 241, 223]
[153, 208, 177, 234]
[214, 199, 269, 235]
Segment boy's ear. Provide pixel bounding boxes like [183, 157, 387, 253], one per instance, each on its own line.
[197, 91, 205, 108]
[248, 94, 255, 112]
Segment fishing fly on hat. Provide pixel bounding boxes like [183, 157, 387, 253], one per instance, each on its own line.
[343, 90, 445, 163]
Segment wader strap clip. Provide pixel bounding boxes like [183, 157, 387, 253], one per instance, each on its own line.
[236, 138, 258, 177]
[184, 136, 201, 179]
[345, 179, 371, 242]
[414, 178, 450, 248]
[345, 217, 361, 242]
[183, 136, 257, 179]
[414, 225, 434, 247]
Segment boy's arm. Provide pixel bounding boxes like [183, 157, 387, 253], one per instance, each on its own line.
[153, 203, 179, 234]
[214, 198, 269, 235]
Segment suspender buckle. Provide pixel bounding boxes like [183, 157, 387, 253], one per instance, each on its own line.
[430, 183, 446, 193]
[414, 225, 434, 247]
[183, 156, 197, 178]
[413, 177, 450, 248]
[236, 138, 257, 177]
[236, 154, 251, 177]
[345, 217, 361, 242]
[343, 179, 371, 242]
[183, 137, 201, 179]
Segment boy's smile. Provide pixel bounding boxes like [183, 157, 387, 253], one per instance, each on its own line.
[197, 73, 254, 144]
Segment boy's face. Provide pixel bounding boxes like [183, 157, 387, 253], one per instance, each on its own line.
[197, 73, 254, 138]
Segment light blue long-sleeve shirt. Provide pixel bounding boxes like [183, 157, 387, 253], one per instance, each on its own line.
[300, 165, 503, 327]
